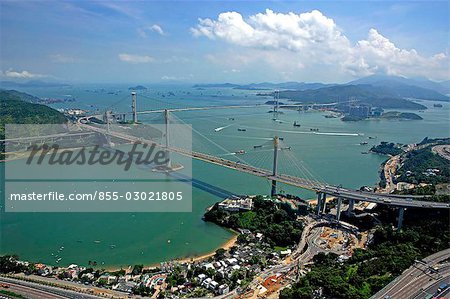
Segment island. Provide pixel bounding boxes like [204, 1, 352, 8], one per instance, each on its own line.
[128, 85, 148, 91]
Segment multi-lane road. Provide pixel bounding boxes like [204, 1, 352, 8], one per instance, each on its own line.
[371, 249, 450, 299]
[0, 276, 103, 299]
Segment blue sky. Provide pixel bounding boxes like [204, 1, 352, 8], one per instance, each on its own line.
[0, 1, 448, 83]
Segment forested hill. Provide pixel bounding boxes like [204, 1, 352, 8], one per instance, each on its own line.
[0, 90, 67, 158]
[0, 89, 66, 126]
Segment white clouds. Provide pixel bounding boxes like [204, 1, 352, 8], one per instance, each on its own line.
[191, 10, 349, 52]
[2, 69, 47, 79]
[150, 24, 164, 35]
[192, 9, 449, 80]
[138, 24, 165, 37]
[118, 53, 155, 63]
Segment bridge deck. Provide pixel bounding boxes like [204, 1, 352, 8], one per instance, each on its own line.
[78, 122, 450, 210]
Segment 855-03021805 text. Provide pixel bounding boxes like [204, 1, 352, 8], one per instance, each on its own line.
[9, 191, 184, 201]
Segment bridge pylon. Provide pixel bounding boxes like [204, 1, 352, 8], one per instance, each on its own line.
[346, 198, 355, 216]
[336, 197, 342, 221]
[131, 91, 138, 123]
[271, 136, 279, 197]
[316, 192, 322, 215]
[164, 109, 171, 169]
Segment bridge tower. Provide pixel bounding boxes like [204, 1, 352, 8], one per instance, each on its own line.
[164, 109, 171, 169]
[273, 90, 280, 114]
[271, 136, 279, 197]
[131, 91, 138, 123]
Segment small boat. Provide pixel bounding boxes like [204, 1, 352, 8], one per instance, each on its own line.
[360, 142, 368, 145]
[310, 128, 319, 131]
[235, 150, 246, 155]
[94, 240, 101, 244]
[368, 136, 376, 139]
[281, 146, 291, 150]
[361, 151, 369, 154]
[293, 121, 301, 127]
[228, 117, 235, 120]
[237, 128, 247, 132]
[253, 145, 263, 149]
[433, 104, 443, 108]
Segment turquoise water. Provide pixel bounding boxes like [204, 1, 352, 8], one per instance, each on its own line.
[1, 85, 449, 268]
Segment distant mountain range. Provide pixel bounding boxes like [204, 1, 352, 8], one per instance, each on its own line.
[0, 80, 71, 88]
[193, 81, 332, 90]
[194, 75, 449, 110]
[348, 75, 450, 95]
[277, 85, 429, 110]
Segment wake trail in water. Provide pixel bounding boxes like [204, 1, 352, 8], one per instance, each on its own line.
[244, 126, 360, 137]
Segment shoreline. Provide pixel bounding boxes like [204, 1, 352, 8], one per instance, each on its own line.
[103, 230, 239, 272]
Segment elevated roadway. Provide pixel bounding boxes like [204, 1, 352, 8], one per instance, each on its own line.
[79, 122, 450, 210]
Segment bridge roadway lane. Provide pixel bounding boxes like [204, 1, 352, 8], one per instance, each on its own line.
[79, 123, 450, 210]
[371, 249, 450, 299]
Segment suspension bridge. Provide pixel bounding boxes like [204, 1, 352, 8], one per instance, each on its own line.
[5, 90, 448, 227]
[72, 91, 450, 228]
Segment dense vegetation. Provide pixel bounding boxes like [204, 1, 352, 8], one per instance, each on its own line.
[397, 147, 449, 185]
[380, 111, 422, 120]
[204, 197, 303, 247]
[280, 208, 449, 299]
[0, 255, 29, 273]
[0, 89, 66, 159]
[394, 185, 450, 203]
[370, 141, 403, 156]
[417, 137, 450, 147]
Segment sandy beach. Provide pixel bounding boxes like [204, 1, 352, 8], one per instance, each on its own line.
[104, 232, 239, 272]
[172, 233, 238, 264]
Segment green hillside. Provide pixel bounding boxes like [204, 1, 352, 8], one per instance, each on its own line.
[0, 89, 67, 158]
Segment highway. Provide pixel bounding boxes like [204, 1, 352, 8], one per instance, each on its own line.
[432, 144, 450, 161]
[371, 249, 450, 299]
[0, 276, 103, 299]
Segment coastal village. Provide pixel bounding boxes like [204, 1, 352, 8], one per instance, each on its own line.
[1, 194, 371, 299]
